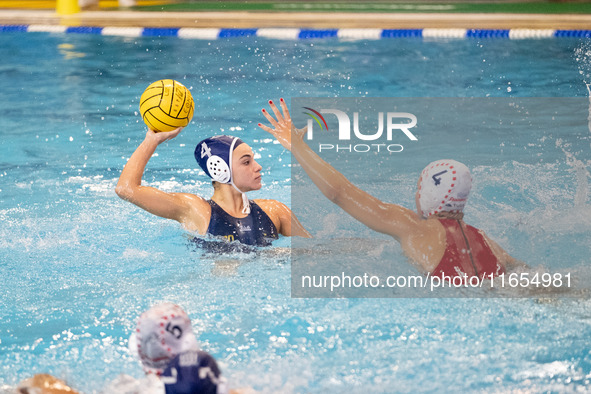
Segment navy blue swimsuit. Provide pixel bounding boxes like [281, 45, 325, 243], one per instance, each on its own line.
[206, 200, 278, 247]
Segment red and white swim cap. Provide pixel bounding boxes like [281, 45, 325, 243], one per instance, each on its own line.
[417, 160, 472, 218]
[130, 302, 199, 375]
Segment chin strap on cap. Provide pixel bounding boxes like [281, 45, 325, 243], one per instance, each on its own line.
[228, 137, 250, 215]
[195, 135, 250, 214]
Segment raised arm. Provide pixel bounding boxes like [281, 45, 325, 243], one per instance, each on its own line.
[115, 128, 209, 232]
[258, 99, 421, 240]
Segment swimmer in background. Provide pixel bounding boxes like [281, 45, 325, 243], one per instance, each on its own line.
[116, 128, 310, 247]
[259, 99, 524, 279]
[161, 350, 255, 394]
[104, 302, 201, 394]
[105, 302, 249, 394]
[16, 374, 78, 394]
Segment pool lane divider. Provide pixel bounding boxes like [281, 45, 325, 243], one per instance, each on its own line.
[1, 25, 590, 39]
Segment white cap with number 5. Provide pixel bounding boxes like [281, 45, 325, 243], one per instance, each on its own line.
[129, 302, 200, 375]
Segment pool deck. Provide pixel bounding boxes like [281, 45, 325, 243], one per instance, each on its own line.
[1, 9, 591, 29]
[1, 1, 591, 29]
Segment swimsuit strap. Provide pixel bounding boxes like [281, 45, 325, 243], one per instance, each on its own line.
[455, 219, 479, 277]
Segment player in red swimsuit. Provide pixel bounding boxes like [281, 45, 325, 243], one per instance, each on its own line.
[259, 99, 522, 279]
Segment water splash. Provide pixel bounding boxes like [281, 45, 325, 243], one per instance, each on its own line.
[574, 160, 589, 207]
[556, 139, 590, 208]
[570, 44, 591, 207]
[588, 83, 591, 136]
[574, 42, 591, 85]
[582, 83, 591, 207]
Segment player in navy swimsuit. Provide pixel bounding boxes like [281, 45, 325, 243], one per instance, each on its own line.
[116, 127, 309, 248]
[206, 199, 278, 246]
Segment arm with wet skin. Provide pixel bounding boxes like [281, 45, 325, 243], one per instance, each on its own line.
[115, 128, 209, 232]
[258, 99, 421, 241]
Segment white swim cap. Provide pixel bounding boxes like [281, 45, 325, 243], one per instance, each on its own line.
[417, 160, 472, 218]
[130, 302, 199, 375]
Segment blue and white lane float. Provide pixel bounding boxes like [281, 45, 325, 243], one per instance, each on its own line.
[1, 24, 591, 39]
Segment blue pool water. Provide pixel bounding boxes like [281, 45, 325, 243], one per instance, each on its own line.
[1, 32, 591, 392]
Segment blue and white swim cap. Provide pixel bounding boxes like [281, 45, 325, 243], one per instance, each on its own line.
[161, 350, 229, 394]
[195, 135, 250, 214]
[195, 135, 244, 184]
[417, 159, 472, 218]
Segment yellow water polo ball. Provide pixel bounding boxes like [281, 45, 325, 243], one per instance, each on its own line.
[139, 79, 194, 132]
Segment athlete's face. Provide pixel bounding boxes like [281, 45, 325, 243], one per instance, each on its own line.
[232, 143, 263, 191]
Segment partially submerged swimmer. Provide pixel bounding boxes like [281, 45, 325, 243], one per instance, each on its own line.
[116, 128, 310, 247]
[259, 99, 522, 279]
[106, 302, 235, 394]
[130, 302, 200, 376]
[161, 350, 235, 394]
[17, 374, 78, 394]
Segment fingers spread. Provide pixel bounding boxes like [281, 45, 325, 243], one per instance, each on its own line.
[268, 100, 284, 123]
[257, 123, 273, 133]
[279, 98, 291, 122]
[262, 108, 279, 127]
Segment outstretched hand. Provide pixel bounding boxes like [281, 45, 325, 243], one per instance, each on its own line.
[145, 127, 183, 145]
[258, 98, 306, 151]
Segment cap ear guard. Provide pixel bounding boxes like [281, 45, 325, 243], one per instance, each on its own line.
[195, 136, 243, 185]
[206, 156, 231, 183]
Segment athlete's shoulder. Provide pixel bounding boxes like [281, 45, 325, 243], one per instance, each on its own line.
[252, 198, 290, 212]
[171, 192, 209, 208]
[252, 199, 291, 234]
[463, 221, 484, 233]
[168, 193, 212, 234]
[376, 202, 425, 240]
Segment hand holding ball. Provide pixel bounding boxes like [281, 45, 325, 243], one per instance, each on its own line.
[139, 79, 194, 132]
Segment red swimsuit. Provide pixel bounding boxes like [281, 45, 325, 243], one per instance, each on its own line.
[431, 219, 505, 279]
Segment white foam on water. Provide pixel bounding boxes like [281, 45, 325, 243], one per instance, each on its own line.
[121, 248, 162, 260]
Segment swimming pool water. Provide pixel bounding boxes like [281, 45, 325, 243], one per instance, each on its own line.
[1, 32, 591, 392]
